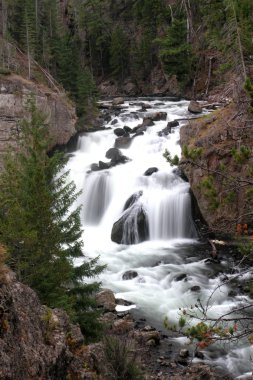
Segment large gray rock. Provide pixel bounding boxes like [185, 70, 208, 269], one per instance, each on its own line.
[112, 97, 124, 106]
[95, 289, 116, 312]
[188, 100, 202, 114]
[111, 206, 149, 244]
[105, 147, 129, 166]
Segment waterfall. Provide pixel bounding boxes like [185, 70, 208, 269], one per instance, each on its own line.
[146, 186, 197, 240]
[65, 98, 252, 379]
[84, 171, 112, 224]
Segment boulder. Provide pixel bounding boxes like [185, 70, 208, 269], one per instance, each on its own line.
[114, 136, 132, 149]
[142, 117, 155, 127]
[188, 100, 202, 114]
[114, 128, 125, 137]
[106, 147, 122, 160]
[158, 120, 179, 136]
[90, 163, 100, 171]
[174, 273, 187, 282]
[98, 161, 111, 170]
[132, 329, 160, 345]
[144, 167, 158, 176]
[148, 112, 167, 121]
[105, 148, 129, 166]
[95, 289, 116, 312]
[122, 270, 138, 280]
[111, 206, 149, 244]
[123, 126, 132, 133]
[111, 118, 118, 125]
[124, 191, 143, 210]
[190, 286, 201, 292]
[112, 97, 124, 106]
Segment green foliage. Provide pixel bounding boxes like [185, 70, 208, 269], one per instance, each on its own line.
[231, 146, 251, 164]
[0, 98, 105, 339]
[244, 77, 253, 113]
[163, 149, 179, 166]
[0, 67, 11, 75]
[182, 145, 203, 160]
[156, 18, 194, 84]
[224, 191, 236, 204]
[103, 336, 144, 380]
[110, 26, 129, 79]
[199, 176, 219, 210]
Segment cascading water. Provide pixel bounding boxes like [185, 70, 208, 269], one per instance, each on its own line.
[66, 99, 253, 379]
[83, 171, 112, 224]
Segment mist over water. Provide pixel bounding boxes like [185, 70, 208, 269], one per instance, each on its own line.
[66, 99, 253, 379]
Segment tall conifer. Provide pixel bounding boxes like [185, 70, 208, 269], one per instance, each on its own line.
[0, 97, 104, 339]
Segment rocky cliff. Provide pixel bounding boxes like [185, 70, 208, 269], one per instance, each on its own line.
[0, 73, 76, 168]
[0, 267, 102, 380]
[180, 88, 253, 236]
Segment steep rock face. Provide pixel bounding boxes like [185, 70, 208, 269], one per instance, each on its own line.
[0, 74, 76, 168]
[0, 269, 98, 380]
[180, 101, 253, 236]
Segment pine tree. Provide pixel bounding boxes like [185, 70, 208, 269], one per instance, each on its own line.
[109, 26, 129, 80]
[0, 97, 105, 339]
[156, 18, 194, 84]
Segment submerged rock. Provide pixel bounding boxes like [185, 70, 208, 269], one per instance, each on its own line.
[190, 285, 201, 292]
[158, 120, 179, 136]
[144, 167, 158, 176]
[174, 273, 187, 282]
[148, 112, 167, 121]
[111, 118, 118, 125]
[114, 136, 132, 149]
[122, 270, 138, 280]
[142, 117, 155, 127]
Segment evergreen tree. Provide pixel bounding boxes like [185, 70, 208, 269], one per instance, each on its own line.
[0, 97, 104, 339]
[109, 26, 129, 80]
[156, 18, 194, 85]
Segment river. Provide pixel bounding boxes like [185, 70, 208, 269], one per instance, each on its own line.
[65, 98, 253, 379]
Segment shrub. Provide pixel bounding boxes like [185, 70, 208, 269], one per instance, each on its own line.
[103, 336, 144, 380]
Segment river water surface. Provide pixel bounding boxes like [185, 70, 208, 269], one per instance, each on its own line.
[66, 98, 253, 379]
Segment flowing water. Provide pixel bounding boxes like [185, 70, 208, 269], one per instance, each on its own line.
[66, 99, 253, 379]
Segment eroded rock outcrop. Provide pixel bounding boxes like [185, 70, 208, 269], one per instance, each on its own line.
[180, 102, 253, 235]
[0, 74, 76, 168]
[0, 270, 98, 380]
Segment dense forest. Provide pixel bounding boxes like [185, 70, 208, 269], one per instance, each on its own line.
[0, 0, 253, 105]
